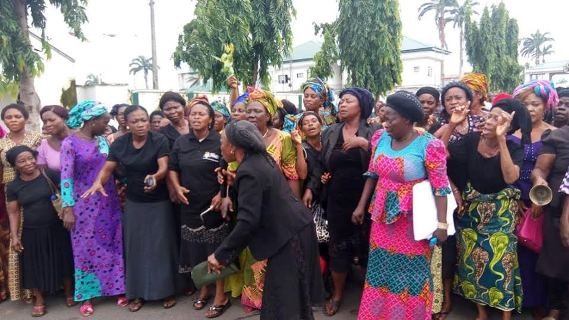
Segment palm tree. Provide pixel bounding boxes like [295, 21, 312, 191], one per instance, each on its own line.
[418, 0, 458, 50]
[541, 44, 554, 64]
[521, 30, 554, 66]
[84, 74, 102, 86]
[129, 56, 155, 89]
[447, 0, 479, 76]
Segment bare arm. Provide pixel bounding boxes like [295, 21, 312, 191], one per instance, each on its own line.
[531, 154, 555, 186]
[497, 136, 520, 184]
[81, 161, 118, 198]
[167, 170, 189, 205]
[352, 177, 378, 224]
[7, 200, 21, 242]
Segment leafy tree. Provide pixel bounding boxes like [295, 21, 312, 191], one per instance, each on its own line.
[338, 0, 403, 96]
[417, 0, 458, 50]
[308, 22, 338, 80]
[129, 56, 155, 89]
[465, 3, 522, 92]
[174, 0, 295, 91]
[60, 79, 77, 108]
[84, 74, 102, 86]
[521, 30, 554, 65]
[447, 0, 479, 76]
[0, 0, 88, 129]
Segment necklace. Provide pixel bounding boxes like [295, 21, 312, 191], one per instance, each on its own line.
[262, 128, 270, 137]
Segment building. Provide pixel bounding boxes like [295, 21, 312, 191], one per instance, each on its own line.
[268, 37, 450, 94]
[524, 60, 569, 87]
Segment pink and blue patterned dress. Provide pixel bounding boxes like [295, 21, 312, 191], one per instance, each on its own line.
[60, 134, 125, 301]
[357, 130, 450, 320]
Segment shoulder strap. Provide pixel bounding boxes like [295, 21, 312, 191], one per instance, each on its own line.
[41, 169, 58, 195]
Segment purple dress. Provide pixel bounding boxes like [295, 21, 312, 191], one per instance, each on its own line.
[509, 135, 547, 308]
[60, 134, 125, 301]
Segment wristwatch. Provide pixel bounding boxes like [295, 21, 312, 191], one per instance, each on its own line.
[437, 222, 449, 230]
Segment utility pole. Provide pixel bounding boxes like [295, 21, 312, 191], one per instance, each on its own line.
[149, 0, 159, 89]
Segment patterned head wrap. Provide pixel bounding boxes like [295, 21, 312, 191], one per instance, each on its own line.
[303, 78, 335, 108]
[246, 88, 283, 117]
[513, 80, 559, 109]
[461, 72, 489, 102]
[66, 100, 108, 129]
[212, 101, 230, 120]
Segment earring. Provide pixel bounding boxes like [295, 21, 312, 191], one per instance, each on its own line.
[230, 149, 235, 155]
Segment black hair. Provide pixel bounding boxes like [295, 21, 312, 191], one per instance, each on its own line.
[190, 101, 216, 130]
[281, 99, 298, 115]
[110, 103, 129, 117]
[150, 110, 165, 120]
[159, 91, 186, 110]
[40, 105, 69, 120]
[1, 103, 29, 120]
[298, 111, 323, 130]
[123, 105, 148, 121]
[275, 108, 288, 124]
[492, 98, 532, 145]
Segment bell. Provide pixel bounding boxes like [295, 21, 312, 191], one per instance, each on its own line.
[529, 184, 553, 206]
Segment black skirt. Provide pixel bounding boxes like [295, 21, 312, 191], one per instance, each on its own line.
[261, 223, 325, 320]
[179, 222, 229, 275]
[21, 222, 73, 293]
[124, 200, 178, 300]
[537, 207, 569, 281]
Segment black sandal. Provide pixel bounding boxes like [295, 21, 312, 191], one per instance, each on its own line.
[205, 299, 231, 318]
[193, 296, 211, 310]
[128, 298, 144, 312]
[325, 299, 341, 316]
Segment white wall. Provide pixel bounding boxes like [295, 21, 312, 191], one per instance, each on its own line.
[76, 85, 130, 110]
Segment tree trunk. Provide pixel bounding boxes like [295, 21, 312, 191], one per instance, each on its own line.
[251, 53, 259, 86]
[13, 0, 41, 132]
[144, 70, 149, 89]
[459, 25, 464, 77]
[149, 0, 159, 89]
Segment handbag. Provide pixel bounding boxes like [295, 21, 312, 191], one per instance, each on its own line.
[516, 208, 543, 253]
[41, 169, 63, 220]
[191, 260, 239, 289]
[312, 203, 329, 243]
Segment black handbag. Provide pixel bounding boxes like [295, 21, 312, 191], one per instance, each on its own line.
[200, 206, 224, 230]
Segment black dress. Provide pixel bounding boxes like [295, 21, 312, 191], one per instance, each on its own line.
[168, 130, 228, 273]
[108, 132, 178, 300]
[6, 170, 73, 293]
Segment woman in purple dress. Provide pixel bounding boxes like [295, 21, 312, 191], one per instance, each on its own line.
[60, 101, 126, 317]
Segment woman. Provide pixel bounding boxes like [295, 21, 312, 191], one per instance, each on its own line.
[511, 80, 558, 316]
[212, 101, 230, 133]
[231, 92, 248, 122]
[531, 86, 569, 320]
[159, 91, 190, 148]
[299, 111, 324, 210]
[366, 99, 385, 126]
[554, 87, 569, 128]
[0, 103, 41, 302]
[150, 110, 166, 132]
[37, 105, 71, 172]
[284, 78, 336, 132]
[444, 99, 529, 320]
[60, 100, 126, 316]
[208, 120, 324, 320]
[353, 91, 450, 319]
[168, 101, 230, 318]
[320, 87, 378, 316]
[461, 72, 490, 117]
[82, 105, 178, 312]
[6, 146, 74, 317]
[107, 104, 129, 144]
[416, 86, 441, 133]
[272, 107, 289, 131]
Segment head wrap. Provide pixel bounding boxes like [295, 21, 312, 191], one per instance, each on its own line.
[386, 91, 425, 123]
[6, 145, 38, 168]
[188, 94, 209, 109]
[66, 100, 108, 129]
[247, 88, 282, 118]
[441, 81, 474, 109]
[557, 87, 569, 98]
[302, 78, 335, 108]
[339, 87, 375, 119]
[461, 72, 489, 102]
[415, 86, 440, 103]
[492, 98, 532, 145]
[513, 80, 559, 109]
[224, 120, 267, 154]
[211, 101, 230, 120]
[492, 92, 512, 105]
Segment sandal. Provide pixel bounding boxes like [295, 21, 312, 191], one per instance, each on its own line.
[163, 296, 177, 309]
[66, 296, 78, 307]
[205, 299, 232, 318]
[193, 296, 211, 310]
[128, 298, 144, 312]
[116, 295, 128, 307]
[79, 302, 94, 317]
[32, 304, 46, 317]
[324, 299, 341, 316]
[184, 288, 196, 296]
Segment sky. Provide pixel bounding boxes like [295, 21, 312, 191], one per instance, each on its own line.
[42, 0, 569, 90]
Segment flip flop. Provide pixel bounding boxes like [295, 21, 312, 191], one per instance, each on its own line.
[116, 296, 129, 307]
[193, 296, 211, 310]
[66, 296, 78, 307]
[324, 299, 341, 317]
[163, 296, 177, 309]
[79, 302, 94, 317]
[205, 299, 232, 318]
[32, 304, 46, 317]
[128, 298, 144, 312]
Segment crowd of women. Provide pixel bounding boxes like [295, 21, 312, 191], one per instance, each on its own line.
[0, 73, 568, 320]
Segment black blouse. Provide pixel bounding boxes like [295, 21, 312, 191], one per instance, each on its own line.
[169, 130, 221, 227]
[160, 123, 186, 149]
[108, 132, 170, 202]
[539, 125, 569, 210]
[302, 141, 323, 202]
[6, 169, 61, 229]
[448, 132, 523, 194]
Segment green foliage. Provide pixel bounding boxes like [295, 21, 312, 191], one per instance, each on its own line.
[338, 0, 402, 96]
[174, 0, 294, 92]
[521, 30, 554, 65]
[417, 0, 458, 49]
[60, 80, 77, 108]
[129, 56, 155, 89]
[464, 3, 522, 92]
[308, 22, 338, 80]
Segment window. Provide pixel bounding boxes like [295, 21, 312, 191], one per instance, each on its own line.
[278, 75, 290, 84]
[427, 66, 433, 77]
[296, 72, 305, 79]
[413, 66, 420, 73]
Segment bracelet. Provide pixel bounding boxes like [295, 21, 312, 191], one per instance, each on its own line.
[437, 222, 448, 230]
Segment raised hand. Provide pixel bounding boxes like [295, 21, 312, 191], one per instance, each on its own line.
[495, 111, 515, 137]
[450, 103, 469, 125]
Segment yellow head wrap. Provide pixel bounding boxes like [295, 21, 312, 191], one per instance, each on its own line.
[247, 89, 282, 117]
[461, 72, 489, 102]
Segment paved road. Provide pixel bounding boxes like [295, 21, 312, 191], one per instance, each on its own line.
[0, 279, 533, 320]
